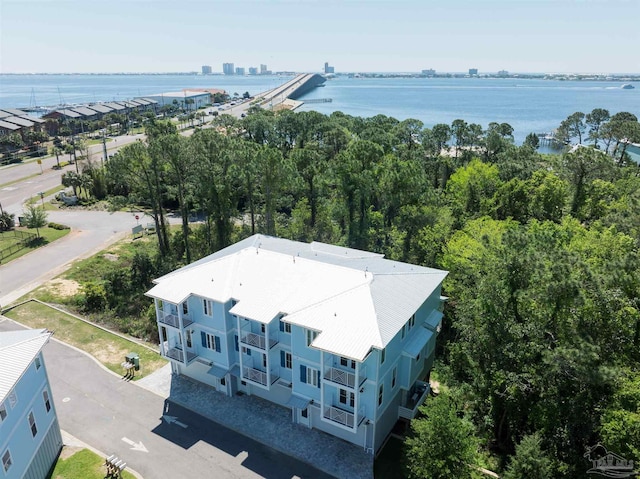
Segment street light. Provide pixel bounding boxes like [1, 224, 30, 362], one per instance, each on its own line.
[39, 192, 45, 208]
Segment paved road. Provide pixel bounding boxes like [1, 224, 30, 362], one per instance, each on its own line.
[0, 209, 138, 307]
[0, 318, 332, 479]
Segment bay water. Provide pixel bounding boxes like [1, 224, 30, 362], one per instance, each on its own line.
[1, 74, 638, 144]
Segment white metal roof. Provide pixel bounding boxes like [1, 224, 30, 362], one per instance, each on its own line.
[147, 235, 447, 361]
[0, 329, 51, 404]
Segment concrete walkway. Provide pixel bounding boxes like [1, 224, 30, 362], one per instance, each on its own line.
[138, 367, 374, 479]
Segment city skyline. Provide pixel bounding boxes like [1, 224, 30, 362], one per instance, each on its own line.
[1, 0, 639, 74]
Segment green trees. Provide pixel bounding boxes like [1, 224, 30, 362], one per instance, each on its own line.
[86, 107, 640, 476]
[405, 394, 478, 479]
[22, 204, 47, 237]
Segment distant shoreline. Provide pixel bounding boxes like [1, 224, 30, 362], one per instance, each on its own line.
[1, 72, 639, 82]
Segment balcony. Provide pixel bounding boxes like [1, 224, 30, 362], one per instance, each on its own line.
[324, 366, 366, 389]
[242, 366, 278, 386]
[323, 405, 366, 429]
[162, 341, 197, 364]
[240, 331, 278, 350]
[398, 381, 430, 419]
[158, 311, 193, 329]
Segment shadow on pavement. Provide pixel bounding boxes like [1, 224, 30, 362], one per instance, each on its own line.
[152, 400, 333, 479]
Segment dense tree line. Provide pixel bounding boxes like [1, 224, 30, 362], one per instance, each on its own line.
[88, 108, 639, 477]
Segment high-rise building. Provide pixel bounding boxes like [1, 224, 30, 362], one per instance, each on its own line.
[468, 68, 478, 76]
[201, 65, 212, 74]
[260, 64, 268, 74]
[248, 67, 258, 75]
[422, 69, 436, 76]
[497, 70, 509, 77]
[235, 67, 245, 75]
[324, 62, 335, 74]
[223, 63, 235, 75]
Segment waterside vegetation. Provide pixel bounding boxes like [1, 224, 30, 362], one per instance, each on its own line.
[56, 107, 640, 477]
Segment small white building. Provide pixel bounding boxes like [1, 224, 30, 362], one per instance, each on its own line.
[144, 91, 210, 110]
[0, 329, 62, 479]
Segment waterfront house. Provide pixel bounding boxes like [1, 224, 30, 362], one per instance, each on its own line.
[0, 329, 62, 479]
[146, 235, 447, 454]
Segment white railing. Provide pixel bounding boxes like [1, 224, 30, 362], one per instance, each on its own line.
[324, 367, 356, 388]
[162, 341, 197, 364]
[240, 331, 278, 350]
[158, 311, 193, 328]
[324, 405, 357, 428]
[399, 382, 430, 419]
[243, 366, 267, 386]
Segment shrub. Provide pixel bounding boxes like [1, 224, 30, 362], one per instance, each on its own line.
[0, 211, 15, 231]
[48, 222, 70, 230]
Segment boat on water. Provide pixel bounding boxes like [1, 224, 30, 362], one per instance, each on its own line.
[621, 84, 635, 89]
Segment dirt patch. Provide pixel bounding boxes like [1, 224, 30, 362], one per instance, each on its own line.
[92, 340, 123, 364]
[46, 279, 81, 298]
[103, 253, 119, 261]
[58, 446, 82, 460]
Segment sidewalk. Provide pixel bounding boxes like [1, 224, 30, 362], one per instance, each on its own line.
[137, 366, 374, 479]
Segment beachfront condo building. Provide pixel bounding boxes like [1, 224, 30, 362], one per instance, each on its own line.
[146, 235, 447, 454]
[0, 329, 62, 479]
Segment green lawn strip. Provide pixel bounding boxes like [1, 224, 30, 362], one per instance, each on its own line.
[48, 448, 136, 479]
[4, 301, 166, 379]
[0, 227, 70, 264]
[85, 138, 113, 146]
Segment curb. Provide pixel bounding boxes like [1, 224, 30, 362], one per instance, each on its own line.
[61, 430, 144, 479]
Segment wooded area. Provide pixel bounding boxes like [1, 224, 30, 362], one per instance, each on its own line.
[74, 108, 639, 477]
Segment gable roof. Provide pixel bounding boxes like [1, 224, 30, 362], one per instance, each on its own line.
[147, 235, 447, 361]
[0, 329, 52, 404]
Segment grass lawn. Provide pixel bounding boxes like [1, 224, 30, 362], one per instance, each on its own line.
[0, 227, 70, 264]
[48, 447, 136, 479]
[86, 137, 113, 146]
[4, 300, 166, 379]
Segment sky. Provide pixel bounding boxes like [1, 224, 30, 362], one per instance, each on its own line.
[1, 0, 639, 74]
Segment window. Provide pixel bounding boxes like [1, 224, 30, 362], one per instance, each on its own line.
[306, 329, 318, 346]
[220, 377, 226, 386]
[43, 390, 51, 413]
[279, 320, 291, 333]
[242, 346, 252, 356]
[201, 332, 221, 352]
[234, 335, 239, 351]
[182, 302, 189, 315]
[203, 299, 213, 316]
[185, 330, 192, 348]
[35, 356, 41, 370]
[409, 314, 416, 329]
[28, 411, 37, 437]
[380, 348, 386, 365]
[0, 403, 6, 421]
[401, 324, 406, 339]
[378, 384, 384, 406]
[392, 367, 397, 388]
[8, 392, 17, 408]
[301, 408, 308, 418]
[2, 450, 11, 473]
[281, 351, 292, 369]
[339, 389, 355, 407]
[340, 357, 356, 369]
[416, 353, 420, 361]
[300, 365, 320, 387]
[262, 354, 267, 368]
[161, 326, 167, 342]
[261, 324, 266, 334]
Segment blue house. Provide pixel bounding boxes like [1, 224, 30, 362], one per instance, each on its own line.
[146, 235, 447, 454]
[0, 329, 62, 479]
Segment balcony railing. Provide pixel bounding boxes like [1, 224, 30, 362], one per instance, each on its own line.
[398, 381, 430, 419]
[158, 311, 193, 329]
[323, 366, 366, 389]
[323, 405, 366, 429]
[240, 331, 278, 350]
[162, 342, 197, 364]
[242, 366, 279, 386]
